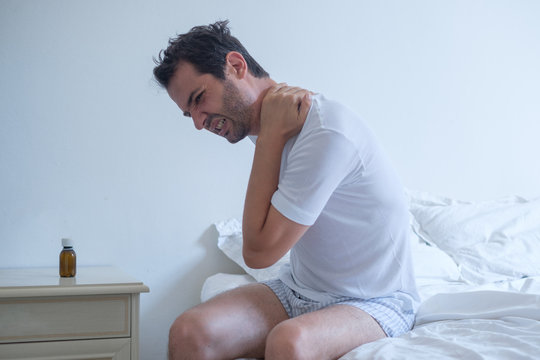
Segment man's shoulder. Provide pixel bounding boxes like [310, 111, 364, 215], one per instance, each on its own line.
[306, 94, 364, 135]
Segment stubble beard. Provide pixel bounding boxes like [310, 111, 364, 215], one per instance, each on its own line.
[222, 81, 254, 144]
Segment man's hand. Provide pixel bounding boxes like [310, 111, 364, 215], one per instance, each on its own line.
[260, 83, 312, 141]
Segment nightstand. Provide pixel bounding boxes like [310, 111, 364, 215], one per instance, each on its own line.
[0, 266, 149, 360]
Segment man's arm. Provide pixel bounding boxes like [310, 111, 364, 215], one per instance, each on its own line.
[242, 85, 311, 269]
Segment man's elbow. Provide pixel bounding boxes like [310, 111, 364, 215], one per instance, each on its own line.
[242, 247, 276, 269]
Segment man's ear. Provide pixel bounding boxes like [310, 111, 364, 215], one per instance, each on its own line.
[225, 51, 248, 79]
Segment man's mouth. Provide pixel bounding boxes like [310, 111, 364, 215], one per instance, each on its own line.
[216, 118, 225, 132]
[210, 117, 230, 138]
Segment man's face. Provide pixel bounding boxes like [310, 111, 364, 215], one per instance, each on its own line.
[167, 62, 253, 144]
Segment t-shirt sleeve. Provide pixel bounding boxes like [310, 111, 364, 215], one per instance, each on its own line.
[271, 130, 360, 225]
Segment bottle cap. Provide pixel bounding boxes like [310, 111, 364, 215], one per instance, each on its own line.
[62, 238, 74, 247]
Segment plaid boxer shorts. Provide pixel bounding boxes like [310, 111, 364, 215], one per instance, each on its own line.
[263, 278, 415, 337]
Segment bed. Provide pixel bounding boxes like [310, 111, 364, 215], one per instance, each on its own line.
[202, 190, 540, 359]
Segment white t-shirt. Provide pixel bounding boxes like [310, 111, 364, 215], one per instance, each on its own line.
[268, 94, 419, 306]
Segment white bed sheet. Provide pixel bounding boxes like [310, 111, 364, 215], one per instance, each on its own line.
[343, 288, 540, 359]
[201, 274, 540, 360]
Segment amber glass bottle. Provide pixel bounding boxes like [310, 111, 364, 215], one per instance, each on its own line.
[59, 238, 76, 277]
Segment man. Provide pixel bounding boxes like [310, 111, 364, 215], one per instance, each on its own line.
[154, 20, 419, 360]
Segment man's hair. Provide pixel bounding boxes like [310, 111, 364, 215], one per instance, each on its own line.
[153, 20, 269, 88]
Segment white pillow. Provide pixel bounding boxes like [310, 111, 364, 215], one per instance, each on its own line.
[410, 232, 461, 282]
[409, 190, 540, 284]
[215, 218, 289, 282]
[215, 217, 461, 284]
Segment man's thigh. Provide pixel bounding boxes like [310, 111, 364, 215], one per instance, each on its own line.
[265, 304, 386, 359]
[170, 282, 288, 359]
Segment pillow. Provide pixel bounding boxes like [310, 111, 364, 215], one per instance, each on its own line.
[215, 218, 289, 282]
[410, 231, 461, 282]
[408, 190, 540, 284]
[215, 217, 461, 284]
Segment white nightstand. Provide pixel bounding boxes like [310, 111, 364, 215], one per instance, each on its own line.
[0, 266, 149, 360]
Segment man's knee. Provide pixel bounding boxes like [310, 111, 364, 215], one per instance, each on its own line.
[265, 321, 310, 360]
[168, 309, 216, 360]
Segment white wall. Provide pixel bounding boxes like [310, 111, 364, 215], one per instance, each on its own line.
[1, 0, 539, 358]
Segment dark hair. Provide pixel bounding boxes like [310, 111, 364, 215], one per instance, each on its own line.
[153, 20, 269, 88]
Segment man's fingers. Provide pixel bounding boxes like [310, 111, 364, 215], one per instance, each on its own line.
[298, 92, 312, 119]
[265, 84, 311, 120]
[269, 83, 289, 94]
[270, 83, 305, 96]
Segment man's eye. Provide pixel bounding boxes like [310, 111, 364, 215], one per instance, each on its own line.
[195, 92, 203, 104]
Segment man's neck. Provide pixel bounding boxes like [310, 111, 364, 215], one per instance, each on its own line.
[246, 77, 277, 136]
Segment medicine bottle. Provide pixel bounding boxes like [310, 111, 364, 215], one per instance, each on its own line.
[59, 238, 76, 277]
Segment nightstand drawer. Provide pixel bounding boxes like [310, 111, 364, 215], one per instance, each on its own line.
[0, 338, 131, 360]
[0, 294, 130, 343]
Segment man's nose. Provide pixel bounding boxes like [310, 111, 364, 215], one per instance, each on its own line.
[191, 110, 206, 130]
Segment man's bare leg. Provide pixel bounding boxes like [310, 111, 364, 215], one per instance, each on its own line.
[168, 283, 288, 360]
[265, 304, 386, 360]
